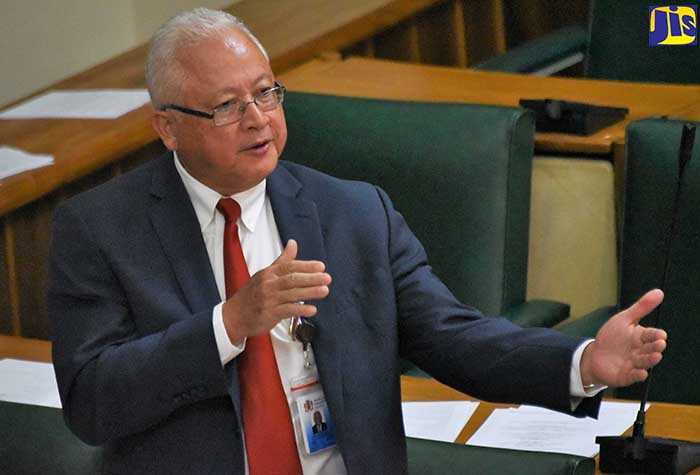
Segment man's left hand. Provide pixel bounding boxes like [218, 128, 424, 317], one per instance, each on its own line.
[580, 289, 667, 388]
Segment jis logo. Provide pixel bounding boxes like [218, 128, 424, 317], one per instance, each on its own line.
[649, 5, 697, 46]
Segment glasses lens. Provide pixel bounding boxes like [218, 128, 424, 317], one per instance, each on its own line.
[213, 107, 238, 126]
[213, 84, 285, 126]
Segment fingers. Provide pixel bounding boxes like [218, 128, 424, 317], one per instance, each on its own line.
[277, 302, 319, 318]
[640, 327, 667, 344]
[634, 349, 663, 366]
[627, 368, 650, 384]
[639, 338, 667, 355]
[618, 289, 664, 325]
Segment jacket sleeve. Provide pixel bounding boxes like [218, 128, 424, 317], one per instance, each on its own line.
[48, 202, 230, 445]
[375, 186, 601, 417]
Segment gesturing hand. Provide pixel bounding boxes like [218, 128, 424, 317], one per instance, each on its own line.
[222, 239, 331, 344]
[580, 289, 668, 388]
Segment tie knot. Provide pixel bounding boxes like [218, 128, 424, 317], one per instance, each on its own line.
[216, 198, 241, 224]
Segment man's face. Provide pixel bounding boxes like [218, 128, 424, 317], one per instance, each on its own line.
[155, 29, 287, 195]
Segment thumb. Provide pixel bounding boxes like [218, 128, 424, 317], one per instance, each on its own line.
[618, 289, 664, 325]
[275, 239, 298, 264]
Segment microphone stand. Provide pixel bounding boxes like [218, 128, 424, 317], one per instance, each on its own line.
[597, 123, 700, 475]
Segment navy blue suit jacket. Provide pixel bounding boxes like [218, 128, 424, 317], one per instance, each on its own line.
[49, 153, 600, 474]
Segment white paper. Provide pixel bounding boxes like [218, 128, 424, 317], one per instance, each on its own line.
[0, 359, 61, 408]
[466, 401, 645, 457]
[0, 146, 54, 179]
[0, 89, 150, 119]
[402, 400, 479, 442]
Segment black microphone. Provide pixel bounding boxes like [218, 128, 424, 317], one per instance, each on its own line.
[596, 123, 700, 475]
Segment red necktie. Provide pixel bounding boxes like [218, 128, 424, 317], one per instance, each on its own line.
[217, 198, 302, 475]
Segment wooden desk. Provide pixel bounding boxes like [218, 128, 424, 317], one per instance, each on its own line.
[279, 56, 700, 156]
[3, 336, 700, 474]
[403, 375, 700, 474]
[0, 335, 51, 363]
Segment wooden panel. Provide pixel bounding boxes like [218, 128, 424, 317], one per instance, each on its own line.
[13, 199, 54, 339]
[414, 1, 461, 66]
[504, 0, 589, 49]
[462, 0, 506, 65]
[373, 18, 422, 62]
[0, 221, 13, 335]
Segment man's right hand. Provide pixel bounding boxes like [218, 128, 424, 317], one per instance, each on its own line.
[221, 239, 331, 344]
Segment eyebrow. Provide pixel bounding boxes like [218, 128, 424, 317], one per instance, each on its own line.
[211, 74, 275, 105]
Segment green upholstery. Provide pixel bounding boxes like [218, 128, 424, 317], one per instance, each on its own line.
[563, 118, 700, 404]
[282, 91, 569, 329]
[556, 305, 615, 338]
[406, 437, 595, 475]
[0, 401, 102, 475]
[477, 1, 700, 84]
[504, 299, 572, 328]
[474, 25, 587, 75]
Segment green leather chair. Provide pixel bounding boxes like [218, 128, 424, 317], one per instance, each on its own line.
[282, 91, 569, 332]
[559, 118, 700, 405]
[0, 401, 595, 475]
[407, 437, 595, 475]
[477, 1, 700, 84]
[0, 401, 102, 475]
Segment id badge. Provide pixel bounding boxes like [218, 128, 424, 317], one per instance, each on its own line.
[290, 374, 337, 455]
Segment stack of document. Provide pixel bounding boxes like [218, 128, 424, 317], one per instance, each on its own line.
[466, 402, 644, 457]
[401, 400, 479, 442]
[0, 359, 61, 408]
[0, 89, 150, 120]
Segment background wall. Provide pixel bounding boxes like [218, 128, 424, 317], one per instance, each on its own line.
[0, 0, 233, 108]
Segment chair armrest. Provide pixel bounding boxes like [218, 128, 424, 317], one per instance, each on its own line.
[407, 437, 595, 475]
[503, 299, 570, 327]
[474, 25, 588, 75]
[555, 305, 617, 338]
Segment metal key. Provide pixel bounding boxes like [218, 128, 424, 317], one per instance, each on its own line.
[294, 318, 316, 368]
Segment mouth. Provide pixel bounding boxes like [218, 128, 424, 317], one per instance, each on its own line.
[241, 139, 272, 153]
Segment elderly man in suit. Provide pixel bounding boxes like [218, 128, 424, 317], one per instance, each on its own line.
[49, 8, 667, 475]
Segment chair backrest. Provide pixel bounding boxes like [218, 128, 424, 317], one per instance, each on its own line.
[407, 437, 595, 475]
[281, 92, 535, 317]
[615, 118, 700, 404]
[586, 1, 700, 84]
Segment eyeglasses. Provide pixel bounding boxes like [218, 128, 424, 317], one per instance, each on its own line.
[159, 81, 286, 126]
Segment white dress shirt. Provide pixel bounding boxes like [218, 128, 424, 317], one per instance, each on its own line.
[173, 153, 602, 473]
[174, 153, 347, 474]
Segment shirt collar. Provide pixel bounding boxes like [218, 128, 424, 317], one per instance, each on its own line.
[173, 152, 266, 233]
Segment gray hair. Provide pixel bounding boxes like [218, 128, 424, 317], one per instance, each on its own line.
[145, 8, 269, 106]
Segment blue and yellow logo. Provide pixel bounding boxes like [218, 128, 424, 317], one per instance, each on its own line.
[649, 5, 697, 45]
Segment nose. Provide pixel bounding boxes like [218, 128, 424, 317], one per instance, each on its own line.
[240, 100, 269, 129]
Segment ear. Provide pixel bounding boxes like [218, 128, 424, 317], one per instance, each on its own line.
[152, 110, 178, 151]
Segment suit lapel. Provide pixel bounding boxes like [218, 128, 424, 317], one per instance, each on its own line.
[268, 165, 346, 443]
[147, 154, 220, 315]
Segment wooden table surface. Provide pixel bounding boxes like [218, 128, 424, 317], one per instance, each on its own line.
[0, 0, 443, 218]
[402, 375, 700, 474]
[2, 335, 700, 474]
[279, 56, 700, 156]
